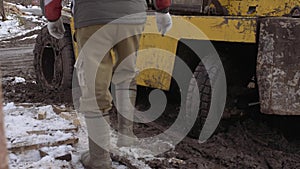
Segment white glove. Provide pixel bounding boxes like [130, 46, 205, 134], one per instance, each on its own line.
[47, 17, 65, 39]
[155, 12, 172, 36]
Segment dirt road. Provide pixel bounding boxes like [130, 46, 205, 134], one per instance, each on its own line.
[0, 46, 35, 80]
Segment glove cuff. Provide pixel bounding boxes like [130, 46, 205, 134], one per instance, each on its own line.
[49, 17, 62, 23]
[156, 7, 170, 13]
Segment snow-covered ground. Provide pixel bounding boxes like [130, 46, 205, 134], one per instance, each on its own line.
[4, 101, 132, 169]
[0, 2, 46, 41]
[2, 92, 172, 168]
[2, 78, 175, 169]
[4, 102, 86, 169]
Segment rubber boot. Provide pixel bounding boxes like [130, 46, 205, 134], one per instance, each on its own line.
[81, 112, 112, 169]
[115, 83, 138, 147]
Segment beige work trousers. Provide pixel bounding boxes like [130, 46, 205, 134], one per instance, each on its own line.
[75, 24, 144, 113]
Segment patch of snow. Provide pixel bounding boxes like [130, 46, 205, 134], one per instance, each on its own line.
[2, 77, 38, 87]
[0, 24, 42, 41]
[40, 145, 74, 157]
[4, 103, 130, 168]
[0, 3, 46, 41]
[18, 155, 72, 168]
[4, 104, 76, 148]
[3, 101, 172, 168]
[23, 15, 47, 23]
[2, 77, 26, 84]
[113, 163, 128, 169]
[12, 77, 26, 84]
[109, 130, 176, 169]
[3, 102, 17, 111]
[20, 34, 38, 40]
[0, 15, 23, 40]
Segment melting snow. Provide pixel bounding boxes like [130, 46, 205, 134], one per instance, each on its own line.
[3, 103, 132, 168]
[12, 77, 26, 84]
[3, 102, 174, 168]
[0, 3, 45, 41]
[0, 15, 23, 39]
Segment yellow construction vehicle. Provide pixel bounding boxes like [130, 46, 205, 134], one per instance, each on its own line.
[34, 0, 300, 137]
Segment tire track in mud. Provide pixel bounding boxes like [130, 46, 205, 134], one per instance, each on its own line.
[130, 107, 300, 169]
[0, 45, 36, 80]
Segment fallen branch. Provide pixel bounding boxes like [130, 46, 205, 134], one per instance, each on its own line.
[26, 127, 78, 135]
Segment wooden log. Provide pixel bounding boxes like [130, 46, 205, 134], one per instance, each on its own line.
[59, 112, 73, 120]
[39, 149, 72, 162]
[58, 111, 81, 127]
[72, 118, 81, 127]
[52, 105, 68, 114]
[15, 103, 43, 108]
[37, 111, 46, 120]
[8, 137, 79, 153]
[26, 127, 78, 135]
[0, 81, 8, 169]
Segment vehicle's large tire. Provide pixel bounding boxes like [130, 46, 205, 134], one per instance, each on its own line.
[186, 62, 211, 138]
[33, 24, 75, 90]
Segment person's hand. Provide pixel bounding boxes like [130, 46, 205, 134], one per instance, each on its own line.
[155, 12, 172, 36]
[47, 17, 65, 39]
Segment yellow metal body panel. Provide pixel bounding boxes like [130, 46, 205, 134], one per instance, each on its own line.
[219, 0, 300, 16]
[143, 15, 257, 43]
[71, 15, 257, 90]
[136, 15, 257, 90]
[70, 17, 79, 60]
[137, 34, 178, 90]
[181, 16, 256, 43]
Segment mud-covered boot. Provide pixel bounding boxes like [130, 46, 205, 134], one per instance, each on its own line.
[81, 112, 112, 169]
[117, 112, 138, 147]
[81, 138, 112, 169]
[115, 82, 138, 147]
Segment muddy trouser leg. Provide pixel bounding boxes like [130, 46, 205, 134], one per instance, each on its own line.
[75, 25, 117, 169]
[112, 24, 144, 147]
[81, 112, 111, 169]
[115, 80, 138, 147]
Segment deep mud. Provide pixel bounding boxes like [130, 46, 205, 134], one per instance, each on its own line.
[2, 80, 300, 169]
[2, 81, 73, 105]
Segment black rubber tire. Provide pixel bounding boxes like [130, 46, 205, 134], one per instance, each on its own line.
[33, 24, 75, 90]
[186, 62, 212, 138]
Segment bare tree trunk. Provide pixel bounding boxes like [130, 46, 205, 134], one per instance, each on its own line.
[0, 81, 8, 169]
[0, 0, 7, 21]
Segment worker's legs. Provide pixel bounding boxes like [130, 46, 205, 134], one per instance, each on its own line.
[112, 24, 144, 147]
[76, 24, 117, 169]
[76, 25, 115, 112]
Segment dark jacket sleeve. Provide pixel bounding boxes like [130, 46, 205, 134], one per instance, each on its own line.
[154, 0, 171, 13]
[44, 0, 62, 22]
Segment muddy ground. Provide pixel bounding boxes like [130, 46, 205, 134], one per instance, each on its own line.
[0, 2, 297, 169]
[1, 39, 300, 169]
[1, 7, 300, 165]
[3, 83, 300, 169]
